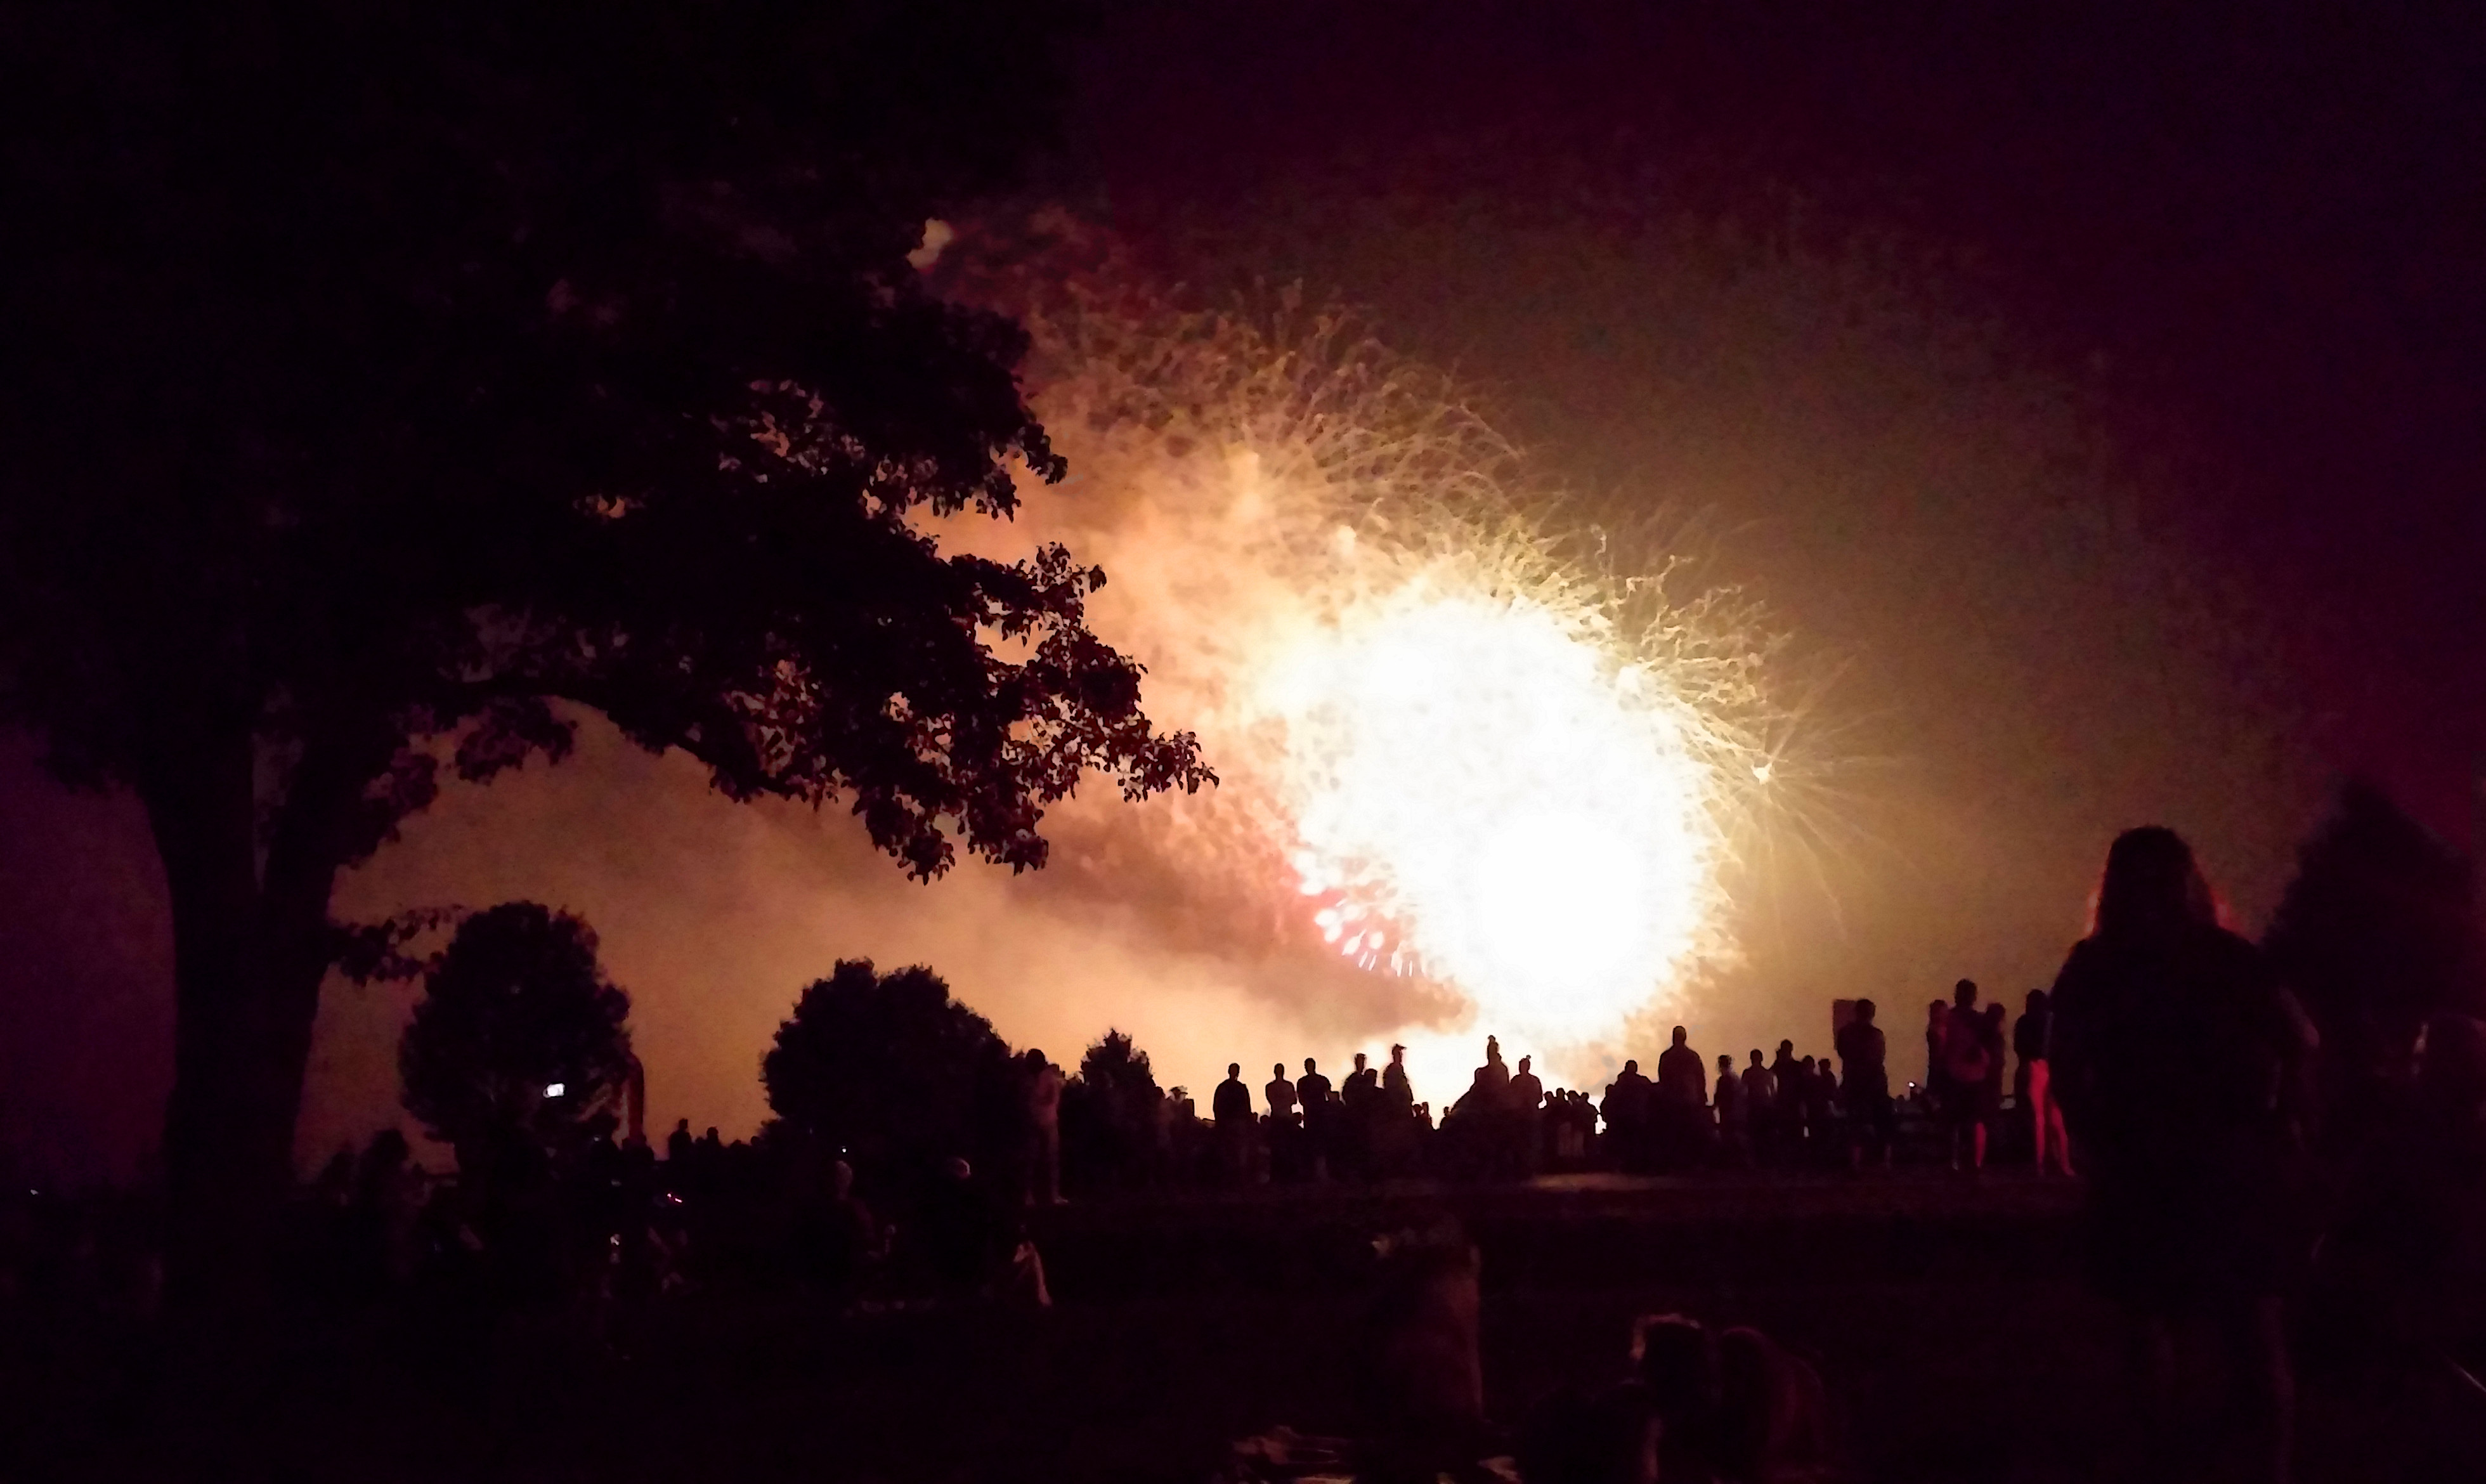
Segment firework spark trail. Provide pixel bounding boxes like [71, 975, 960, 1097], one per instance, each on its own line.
[949, 257, 1795, 1088]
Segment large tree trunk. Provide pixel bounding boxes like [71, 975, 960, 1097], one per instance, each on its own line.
[143, 720, 342, 1315]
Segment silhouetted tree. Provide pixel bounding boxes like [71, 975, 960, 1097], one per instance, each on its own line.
[762, 961, 1012, 1190]
[400, 904, 634, 1185]
[2265, 781, 2486, 1139]
[1077, 1030, 1162, 1107]
[0, 3, 1205, 1306]
[1062, 1029, 1162, 1192]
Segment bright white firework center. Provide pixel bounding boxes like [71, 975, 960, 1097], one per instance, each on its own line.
[1254, 580, 1717, 1058]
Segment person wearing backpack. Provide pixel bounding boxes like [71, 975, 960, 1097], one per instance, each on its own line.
[1943, 979, 1998, 1172]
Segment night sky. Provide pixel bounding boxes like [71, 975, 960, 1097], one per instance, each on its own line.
[5, 2, 2481, 1181]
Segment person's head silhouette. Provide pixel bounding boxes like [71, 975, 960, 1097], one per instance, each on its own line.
[1273, 1062, 1287, 1079]
[1227, 1062, 1240, 1079]
[2024, 989, 2047, 1014]
[1954, 979, 1979, 1010]
[1778, 1039, 1794, 1057]
[1671, 1026, 1688, 1048]
[1856, 998, 1877, 1024]
[1353, 1051, 1369, 1072]
[1304, 1057, 1318, 1074]
[2093, 824, 2216, 938]
[1025, 1048, 1048, 1070]
[1518, 1055, 1532, 1075]
[1622, 1058, 1639, 1075]
[1389, 1043, 1406, 1065]
[1750, 1048, 1766, 1067]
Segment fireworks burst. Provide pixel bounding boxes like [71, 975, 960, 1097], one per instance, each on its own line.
[943, 238, 1796, 1081]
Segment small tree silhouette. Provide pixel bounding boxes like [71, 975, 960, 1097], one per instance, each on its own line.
[1077, 1029, 1162, 1107]
[763, 961, 1011, 1188]
[2265, 780, 2486, 1138]
[399, 904, 633, 1181]
[1062, 1029, 1162, 1192]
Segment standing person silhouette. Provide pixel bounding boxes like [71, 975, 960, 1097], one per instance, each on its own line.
[1383, 1043, 1414, 1107]
[1343, 1052, 1381, 1180]
[1768, 1040, 1803, 1164]
[1605, 1058, 1654, 1173]
[1836, 999, 1896, 1170]
[1800, 1056, 1838, 1164]
[1265, 1061, 1299, 1124]
[1298, 1057, 1334, 1180]
[2050, 826, 2314, 1484]
[1298, 1056, 1332, 1112]
[1265, 1061, 1300, 1181]
[1213, 1062, 1254, 1186]
[1379, 1045, 1415, 1175]
[1474, 1036, 1513, 1105]
[1509, 1055, 1546, 1175]
[1022, 1049, 1064, 1206]
[1943, 980, 1996, 1172]
[1509, 1055, 1543, 1113]
[1343, 1051, 1379, 1112]
[1714, 1053, 1748, 1168]
[1739, 1050, 1778, 1168]
[2016, 989, 2074, 1176]
[1656, 1027, 1707, 1172]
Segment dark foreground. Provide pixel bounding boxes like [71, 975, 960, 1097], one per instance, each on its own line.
[8, 1173, 2482, 1482]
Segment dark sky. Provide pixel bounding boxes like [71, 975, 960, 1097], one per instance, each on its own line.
[1063, 0, 2484, 819]
[1017, 0, 2486, 1061]
[4, 2, 2482, 1180]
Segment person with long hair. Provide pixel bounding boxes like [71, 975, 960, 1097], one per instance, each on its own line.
[2049, 827, 2314, 1484]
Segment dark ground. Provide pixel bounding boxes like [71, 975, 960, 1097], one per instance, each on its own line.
[8, 1173, 2482, 1482]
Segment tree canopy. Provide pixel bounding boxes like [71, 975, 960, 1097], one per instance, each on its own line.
[1060, 1027, 1164, 1193]
[0, 0, 1205, 1305]
[1, 0, 1203, 880]
[762, 960, 1013, 1185]
[400, 903, 634, 1176]
[2264, 780, 2484, 1067]
[1076, 1029, 1162, 1107]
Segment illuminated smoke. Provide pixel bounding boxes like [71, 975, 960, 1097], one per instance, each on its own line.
[939, 245, 1788, 1086]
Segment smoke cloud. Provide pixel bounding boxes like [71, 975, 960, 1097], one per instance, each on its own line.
[3, 207, 2320, 1183]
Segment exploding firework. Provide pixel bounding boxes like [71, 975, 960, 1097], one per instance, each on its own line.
[937, 231, 1793, 1084]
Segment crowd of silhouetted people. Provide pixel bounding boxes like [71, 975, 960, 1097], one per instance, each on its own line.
[8, 824, 2486, 1483]
[1185, 990, 2081, 1190]
[0, 990, 2085, 1332]
[267, 1112, 1057, 1319]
